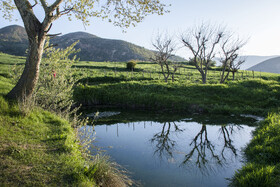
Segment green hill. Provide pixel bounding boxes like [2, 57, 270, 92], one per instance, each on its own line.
[0, 25, 185, 62]
[0, 25, 28, 56]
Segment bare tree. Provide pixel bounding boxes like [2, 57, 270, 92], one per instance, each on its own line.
[181, 23, 224, 84]
[150, 122, 183, 158]
[151, 32, 178, 82]
[219, 34, 246, 83]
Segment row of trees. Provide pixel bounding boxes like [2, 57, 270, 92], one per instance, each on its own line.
[152, 24, 247, 84]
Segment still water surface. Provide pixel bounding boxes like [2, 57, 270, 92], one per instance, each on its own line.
[81, 111, 258, 187]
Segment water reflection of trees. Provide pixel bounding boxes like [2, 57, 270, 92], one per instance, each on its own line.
[150, 122, 244, 173]
[150, 122, 183, 158]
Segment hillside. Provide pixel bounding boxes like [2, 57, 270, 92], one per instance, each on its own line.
[0, 25, 28, 56]
[0, 25, 185, 62]
[247, 56, 280, 73]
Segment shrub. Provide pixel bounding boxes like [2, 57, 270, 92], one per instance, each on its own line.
[126, 60, 137, 70]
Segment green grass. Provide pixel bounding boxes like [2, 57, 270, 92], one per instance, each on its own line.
[70, 59, 280, 116]
[74, 79, 280, 116]
[0, 76, 96, 186]
[230, 113, 280, 187]
[0, 52, 25, 78]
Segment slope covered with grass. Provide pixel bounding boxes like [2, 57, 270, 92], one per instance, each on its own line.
[0, 77, 96, 186]
[230, 113, 280, 186]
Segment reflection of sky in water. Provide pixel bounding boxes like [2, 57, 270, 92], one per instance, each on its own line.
[81, 120, 255, 187]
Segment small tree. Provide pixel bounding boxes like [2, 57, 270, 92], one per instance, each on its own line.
[181, 23, 224, 84]
[35, 40, 79, 119]
[151, 33, 177, 82]
[219, 34, 246, 83]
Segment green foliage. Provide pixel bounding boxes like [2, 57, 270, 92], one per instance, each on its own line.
[126, 60, 137, 70]
[1, 1, 169, 28]
[34, 41, 80, 119]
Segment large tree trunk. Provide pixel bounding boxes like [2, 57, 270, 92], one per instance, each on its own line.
[7, 0, 47, 100]
[7, 36, 46, 100]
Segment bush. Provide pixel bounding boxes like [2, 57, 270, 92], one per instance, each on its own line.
[126, 60, 137, 70]
[35, 40, 80, 120]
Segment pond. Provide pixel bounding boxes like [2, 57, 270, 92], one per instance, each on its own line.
[80, 110, 260, 187]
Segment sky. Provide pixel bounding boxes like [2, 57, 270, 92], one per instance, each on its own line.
[1, 0, 280, 59]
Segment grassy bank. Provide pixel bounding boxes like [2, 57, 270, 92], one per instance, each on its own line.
[0, 96, 133, 186]
[0, 96, 95, 186]
[230, 113, 280, 186]
[0, 74, 95, 186]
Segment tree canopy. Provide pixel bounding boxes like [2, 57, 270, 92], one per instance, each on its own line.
[1, 0, 169, 28]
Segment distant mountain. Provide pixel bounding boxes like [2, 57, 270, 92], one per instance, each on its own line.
[0, 25, 28, 56]
[0, 25, 185, 62]
[214, 55, 278, 70]
[247, 56, 280, 74]
[239, 55, 279, 70]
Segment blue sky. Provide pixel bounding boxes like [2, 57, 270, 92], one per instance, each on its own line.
[1, 0, 280, 58]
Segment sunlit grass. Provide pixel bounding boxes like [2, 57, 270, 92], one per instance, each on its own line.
[230, 113, 280, 186]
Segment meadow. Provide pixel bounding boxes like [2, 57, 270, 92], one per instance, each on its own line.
[72, 60, 280, 116]
[0, 52, 280, 186]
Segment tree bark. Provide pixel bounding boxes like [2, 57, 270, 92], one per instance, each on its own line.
[7, 0, 47, 100]
[7, 36, 46, 100]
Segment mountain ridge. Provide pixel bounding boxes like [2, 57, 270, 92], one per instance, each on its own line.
[0, 25, 185, 62]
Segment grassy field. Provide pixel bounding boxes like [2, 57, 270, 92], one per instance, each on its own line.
[70, 59, 280, 116]
[1, 52, 280, 186]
